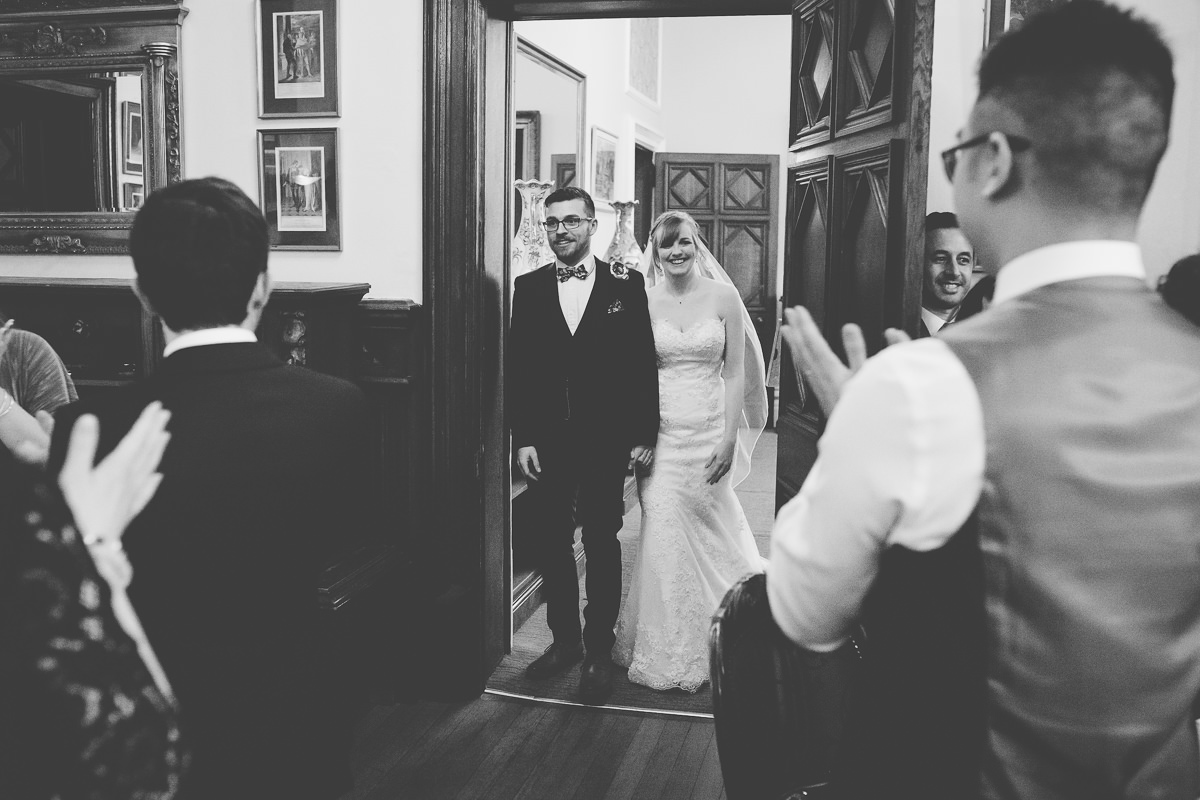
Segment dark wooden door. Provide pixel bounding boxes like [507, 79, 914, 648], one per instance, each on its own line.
[775, 0, 933, 508]
[654, 152, 780, 361]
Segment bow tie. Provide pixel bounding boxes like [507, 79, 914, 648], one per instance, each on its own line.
[557, 264, 589, 282]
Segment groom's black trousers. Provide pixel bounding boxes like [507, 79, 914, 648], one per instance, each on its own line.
[526, 422, 629, 658]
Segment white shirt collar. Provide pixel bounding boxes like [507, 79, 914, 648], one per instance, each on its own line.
[556, 253, 596, 277]
[920, 307, 950, 335]
[163, 326, 257, 358]
[992, 241, 1145, 306]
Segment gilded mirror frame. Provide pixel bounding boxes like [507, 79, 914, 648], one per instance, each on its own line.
[0, 1, 187, 255]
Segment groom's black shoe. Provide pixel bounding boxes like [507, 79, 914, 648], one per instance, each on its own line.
[525, 641, 584, 680]
[579, 656, 614, 705]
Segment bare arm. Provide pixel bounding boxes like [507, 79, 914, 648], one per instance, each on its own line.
[704, 284, 745, 484]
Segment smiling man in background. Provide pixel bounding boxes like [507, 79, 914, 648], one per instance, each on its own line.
[920, 211, 976, 336]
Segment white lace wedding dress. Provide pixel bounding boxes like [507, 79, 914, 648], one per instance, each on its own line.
[614, 317, 765, 692]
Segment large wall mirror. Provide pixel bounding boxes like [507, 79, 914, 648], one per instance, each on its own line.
[0, 1, 187, 255]
[512, 36, 584, 235]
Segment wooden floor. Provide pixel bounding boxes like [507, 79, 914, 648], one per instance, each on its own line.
[340, 694, 726, 800]
[340, 431, 780, 799]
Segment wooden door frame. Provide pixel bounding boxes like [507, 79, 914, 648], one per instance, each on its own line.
[423, 0, 924, 696]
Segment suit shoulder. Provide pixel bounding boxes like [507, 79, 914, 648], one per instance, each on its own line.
[515, 264, 555, 287]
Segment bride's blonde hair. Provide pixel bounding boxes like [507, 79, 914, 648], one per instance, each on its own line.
[648, 211, 707, 271]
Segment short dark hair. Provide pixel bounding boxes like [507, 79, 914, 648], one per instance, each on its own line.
[978, 0, 1174, 213]
[925, 211, 960, 233]
[131, 177, 269, 332]
[544, 186, 595, 218]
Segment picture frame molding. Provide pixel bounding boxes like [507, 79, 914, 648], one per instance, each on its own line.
[257, 127, 342, 251]
[255, 0, 341, 119]
[590, 125, 619, 207]
[625, 17, 662, 111]
[121, 100, 143, 176]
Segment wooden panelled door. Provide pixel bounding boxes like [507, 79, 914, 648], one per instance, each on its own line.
[775, 0, 934, 508]
[654, 152, 780, 360]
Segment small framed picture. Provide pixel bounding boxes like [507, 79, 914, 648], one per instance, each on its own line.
[122, 101, 143, 175]
[121, 181, 144, 211]
[257, 128, 341, 250]
[591, 126, 618, 206]
[256, 0, 340, 118]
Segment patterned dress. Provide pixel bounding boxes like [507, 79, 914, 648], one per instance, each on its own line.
[0, 453, 186, 799]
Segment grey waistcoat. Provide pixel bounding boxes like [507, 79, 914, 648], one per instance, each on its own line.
[942, 277, 1200, 800]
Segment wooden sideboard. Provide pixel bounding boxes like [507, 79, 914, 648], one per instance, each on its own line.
[0, 277, 424, 694]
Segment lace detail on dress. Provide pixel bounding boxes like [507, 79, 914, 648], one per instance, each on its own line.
[614, 318, 765, 693]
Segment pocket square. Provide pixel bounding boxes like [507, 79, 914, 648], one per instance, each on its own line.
[607, 300, 624, 314]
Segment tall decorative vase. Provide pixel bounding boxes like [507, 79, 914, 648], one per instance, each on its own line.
[512, 179, 556, 282]
[605, 200, 642, 271]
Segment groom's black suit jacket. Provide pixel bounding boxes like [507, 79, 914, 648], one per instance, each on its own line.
[508, 259, 659, 451]
[48, 341, 370, 799]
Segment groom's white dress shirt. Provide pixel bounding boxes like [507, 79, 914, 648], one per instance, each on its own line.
[557, 254, 596, 335]
[767, 241, 1147, 651]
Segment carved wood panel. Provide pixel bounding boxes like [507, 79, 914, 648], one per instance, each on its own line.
[836, 0, 896, 134]
[721, 164, 770, 213]
[665, 163, 713, 212]
[833, 143, 894, 353]
[719, 220, 768, 305]
[777, 0, 932, 510]
[791, 0, 835, 146]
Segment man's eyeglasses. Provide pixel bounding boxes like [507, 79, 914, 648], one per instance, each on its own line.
[542, 216, 594, 232]
[941, 132, 1032, 181]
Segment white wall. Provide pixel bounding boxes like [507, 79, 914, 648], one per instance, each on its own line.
[0, 0, 424, 301]
[926, 0, 1200, 283]
[517, 16, 792, 291]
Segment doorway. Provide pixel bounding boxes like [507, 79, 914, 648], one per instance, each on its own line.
[421, 0, 935, 699]
[495, 13, 790, 715]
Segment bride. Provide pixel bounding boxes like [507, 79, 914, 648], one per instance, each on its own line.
[614, 210, 768, 692]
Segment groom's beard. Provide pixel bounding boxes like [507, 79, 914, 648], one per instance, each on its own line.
[551, 235, 591, 266]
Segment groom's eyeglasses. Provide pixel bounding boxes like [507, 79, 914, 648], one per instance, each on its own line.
[941, 132, 1032, 181]
[542, 216, 594, 232]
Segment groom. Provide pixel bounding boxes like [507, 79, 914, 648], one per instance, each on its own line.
[508, 186, 659, 704]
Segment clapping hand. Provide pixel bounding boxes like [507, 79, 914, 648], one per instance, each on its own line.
[781, 306, 910, 417]
[59, 401, 172, 552]
[703, 437, 735, 485]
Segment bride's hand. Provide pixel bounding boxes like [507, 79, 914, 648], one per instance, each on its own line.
[703, 438, 735, 485]
[629, 445, 654, 473]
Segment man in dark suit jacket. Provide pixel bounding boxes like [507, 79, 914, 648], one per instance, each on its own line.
[49, 177, 370, 800]
[508, 186, 658, 705]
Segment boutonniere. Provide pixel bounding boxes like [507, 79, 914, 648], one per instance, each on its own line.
[607, 299, 624, 314]
[610, 262, 630, 280]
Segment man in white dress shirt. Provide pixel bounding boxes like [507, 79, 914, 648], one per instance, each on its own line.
[919, 211, 976, 337]
[768, 2, 1200, 798]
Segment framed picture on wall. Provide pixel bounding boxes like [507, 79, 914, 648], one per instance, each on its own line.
[122, 101, 143, 175]
[257, 128, 341, 250]
[985, 0, 1067, 46]
[591, 127, 618, 206]
[256, 0, 340, 118]
[121, 181, 144, 211]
